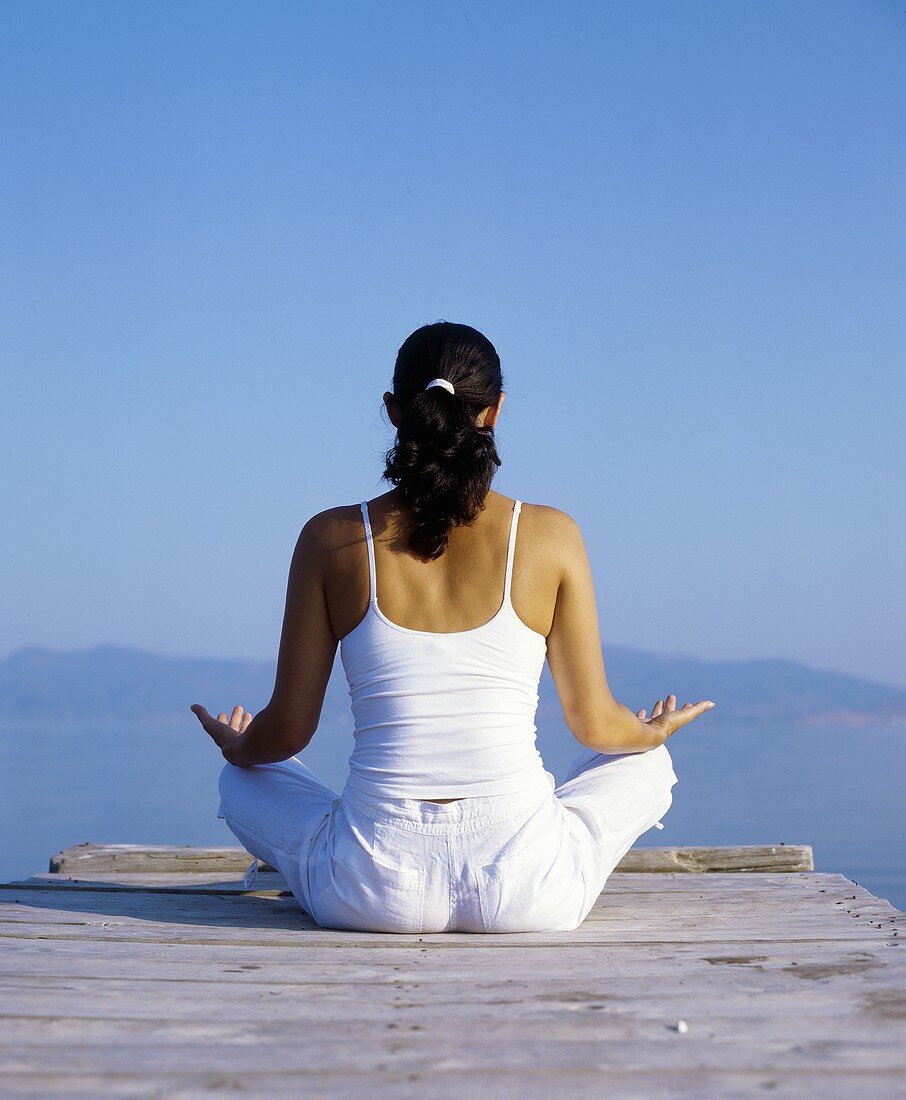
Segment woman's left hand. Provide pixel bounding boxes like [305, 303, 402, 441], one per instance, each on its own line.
[190, 704, 254, 754]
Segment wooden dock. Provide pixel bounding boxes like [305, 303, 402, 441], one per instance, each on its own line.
[1, 842, 904, 1097]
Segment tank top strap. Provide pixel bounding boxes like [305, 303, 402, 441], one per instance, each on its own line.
[360, 501, 378, 604]
[503, 499, 522, 603]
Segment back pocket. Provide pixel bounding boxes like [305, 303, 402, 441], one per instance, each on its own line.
[310, 825, 426, 934]
[475, 817, 585, 934]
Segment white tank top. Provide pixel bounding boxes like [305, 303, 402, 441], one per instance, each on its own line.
[340, 498, 550, 800]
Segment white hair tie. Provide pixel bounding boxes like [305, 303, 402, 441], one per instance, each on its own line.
[424, 377, 455, 395]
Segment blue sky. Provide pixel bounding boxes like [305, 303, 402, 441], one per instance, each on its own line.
[2, 0, 904, 687]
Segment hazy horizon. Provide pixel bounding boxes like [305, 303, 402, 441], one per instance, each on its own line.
[5, 637, 906, 698]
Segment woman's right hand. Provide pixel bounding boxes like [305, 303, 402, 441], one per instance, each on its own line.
[637, 694, 715, 741]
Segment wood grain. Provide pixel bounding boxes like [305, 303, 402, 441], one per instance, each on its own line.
[0, 846, 901, 1097]
[45, 841, 814, 875]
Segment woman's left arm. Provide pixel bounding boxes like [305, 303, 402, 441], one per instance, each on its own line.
[192, 513, 339, 766]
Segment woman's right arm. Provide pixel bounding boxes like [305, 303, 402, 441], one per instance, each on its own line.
[543, 508, 714, 753]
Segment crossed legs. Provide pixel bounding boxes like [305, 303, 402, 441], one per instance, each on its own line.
[215, 745, 677, 929]
[217, 755, 338, 915]
[555, 742, 678, 919]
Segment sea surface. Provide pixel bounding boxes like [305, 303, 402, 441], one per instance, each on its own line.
[1, 716, 903, 911]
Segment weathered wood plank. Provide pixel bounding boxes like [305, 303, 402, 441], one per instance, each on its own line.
[0, 1071, 904, 1100]
[44, 841, 815, 875]
[4, 923, 895, 948]
[0, 874, 899, 949]
[1, 1070, 903, 1100]
[618, 844, 813, 872]
[47, 842, 255, 874]
[24, 869, 836, 895]
[1, 1026, 905, 1073]
[6, 864, 840, 899]
[7, 872, 291, 895]
[0, 851, 902, 1096]
[3, 957, 905, 1022]
[3, 932, 904, 984]
[0, 951, 904, 1069]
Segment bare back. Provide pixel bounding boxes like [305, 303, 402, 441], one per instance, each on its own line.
[322, 490, 557, 640]
[316, 488, 621, 749]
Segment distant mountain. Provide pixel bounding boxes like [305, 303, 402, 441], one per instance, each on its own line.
[592, 647, 906, 727]
[1, 644, 904, 727]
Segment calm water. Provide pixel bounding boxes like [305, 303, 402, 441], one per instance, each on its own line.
[1, 716, 903, 910]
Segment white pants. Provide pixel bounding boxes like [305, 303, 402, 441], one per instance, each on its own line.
[217, 743, 677, 934]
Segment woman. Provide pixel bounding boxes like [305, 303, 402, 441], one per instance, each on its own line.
[191, 321, 715, 933]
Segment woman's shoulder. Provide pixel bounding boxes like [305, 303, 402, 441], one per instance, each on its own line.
[292, 502, 369, 560]
[484, 494, 586, 572]
[503, 494, 584, 541]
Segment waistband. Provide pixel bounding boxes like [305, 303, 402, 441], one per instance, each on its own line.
[339, 767, 557, 828]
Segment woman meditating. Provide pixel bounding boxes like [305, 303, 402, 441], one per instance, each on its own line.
[191, 321, 715, 933]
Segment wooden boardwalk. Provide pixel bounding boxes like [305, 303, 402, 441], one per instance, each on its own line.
[1, 843, 904, 1098]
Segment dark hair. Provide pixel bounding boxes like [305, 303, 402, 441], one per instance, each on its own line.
[381, 321, 504, 560]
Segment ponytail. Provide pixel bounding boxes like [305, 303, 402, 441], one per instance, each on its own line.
[382, 321, 504, 560]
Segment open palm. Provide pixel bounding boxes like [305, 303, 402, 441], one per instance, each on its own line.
[190, 704, 254, 752]
[636, 693, 715, 740]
